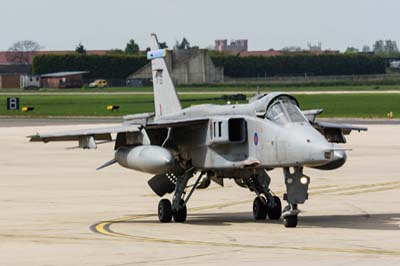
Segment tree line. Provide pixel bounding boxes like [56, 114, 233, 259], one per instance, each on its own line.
[32, 52, 386, 79]
[211, 54, 386, 77]
[7, 37, 390, 78]
[32, 54, 147, 79]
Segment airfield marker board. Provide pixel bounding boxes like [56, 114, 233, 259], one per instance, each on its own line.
[7, 97, 19, 111]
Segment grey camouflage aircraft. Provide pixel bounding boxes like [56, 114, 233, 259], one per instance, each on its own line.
[31, 34, 367, 227]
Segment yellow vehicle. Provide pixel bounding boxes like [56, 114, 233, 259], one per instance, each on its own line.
[89, 79, 108, 88]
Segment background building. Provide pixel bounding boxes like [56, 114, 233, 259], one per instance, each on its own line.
[215, 39, 248, 52]
[128, 49, 224, 85]
[40, 71, 89, 88]
[0, 74, 21, 88]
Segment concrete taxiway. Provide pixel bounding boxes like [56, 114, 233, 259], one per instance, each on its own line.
[0, 120, 399, 265]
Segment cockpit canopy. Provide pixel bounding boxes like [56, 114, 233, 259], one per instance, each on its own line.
[265, 95, 306, 125]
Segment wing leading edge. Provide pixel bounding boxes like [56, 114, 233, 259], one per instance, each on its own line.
[312, 121, 367, 143]
[29, 124, 141, 149]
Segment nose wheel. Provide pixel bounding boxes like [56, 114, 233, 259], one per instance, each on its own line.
[282, 204, 300, 228]
[283, 215, 298, 228]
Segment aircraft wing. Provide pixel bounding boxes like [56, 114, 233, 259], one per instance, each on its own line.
[146, 118, 209, 129]
[302, 109, 323, 122]
[312, 121, 367, 143]
[313, 121, 368, 134]
[29, 124, 141, 149]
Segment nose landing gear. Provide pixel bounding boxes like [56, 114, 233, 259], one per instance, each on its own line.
[282, 204, 300, 228]
[282, 166, 310, 228]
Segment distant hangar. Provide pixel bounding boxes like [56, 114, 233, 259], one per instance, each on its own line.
[128, 49, 224, 86]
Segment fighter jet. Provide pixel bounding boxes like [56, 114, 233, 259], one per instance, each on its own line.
[30, 34, 367, 227]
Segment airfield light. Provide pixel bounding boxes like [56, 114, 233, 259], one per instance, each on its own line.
[287, 178, 293, 184]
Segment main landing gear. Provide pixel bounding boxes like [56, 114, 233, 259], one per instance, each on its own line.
[253, 195, 282, 220]
[158, 198, 187, 223]
[247, 170, 282, 222]
[157, 166, 310, 228]
[158, 168, 201, 223]
[248, 167, 310, 228]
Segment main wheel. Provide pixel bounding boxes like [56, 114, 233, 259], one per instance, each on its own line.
[253, 197, 267, 220]
[158, 199, 172, 223]
[173, 203, 187, 223]
[197, 177, 211, 189]
[283, 215, 298, 228]
[267, 196, 282, 220]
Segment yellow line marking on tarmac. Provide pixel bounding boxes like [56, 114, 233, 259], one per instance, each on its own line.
[0, 233, 120, 242]
[339, 184, 400, 195]
[91, 182, 400, 256]
[93, 215, 400, 256]
[310, 181, 400, 196]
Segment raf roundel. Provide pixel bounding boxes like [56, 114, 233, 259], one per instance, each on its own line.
[254, 132, 259, 146]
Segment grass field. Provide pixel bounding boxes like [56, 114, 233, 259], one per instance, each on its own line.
[1, 93, 399, 118]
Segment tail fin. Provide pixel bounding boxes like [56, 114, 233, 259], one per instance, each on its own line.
[148, 34, 182, 117]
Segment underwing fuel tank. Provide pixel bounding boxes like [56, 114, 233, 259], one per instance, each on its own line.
[115, 145, 174, 174]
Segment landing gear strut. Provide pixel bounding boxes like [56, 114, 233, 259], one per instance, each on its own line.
[282, 167, 310, 228]
[157, 168, 202, 223]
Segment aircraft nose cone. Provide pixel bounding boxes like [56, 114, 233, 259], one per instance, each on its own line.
[305, 142, 335, 164]
[280, 123, 337, 166]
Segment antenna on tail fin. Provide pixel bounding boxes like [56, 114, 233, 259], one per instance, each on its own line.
[148, 34, 182, 118]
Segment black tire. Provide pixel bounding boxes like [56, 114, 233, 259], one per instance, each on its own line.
[197, 178, 211, 189]
[158, 199, 172, 223]
[173, 204, 187, 223]
[253, 197, 267, 220]
[283, 215, 298, 228]
[267, 196, 282, 220]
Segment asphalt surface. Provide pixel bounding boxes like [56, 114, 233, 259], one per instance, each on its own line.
[1, 123, 399, 265]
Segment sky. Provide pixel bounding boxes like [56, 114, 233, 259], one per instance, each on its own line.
[0, 0, 399, 52]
